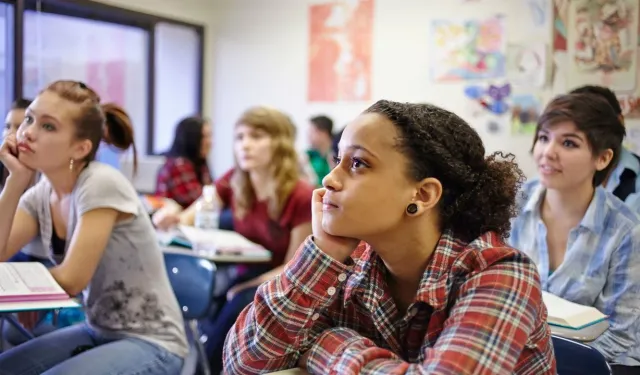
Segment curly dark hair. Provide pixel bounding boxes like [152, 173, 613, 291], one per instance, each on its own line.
[364, 100, 525, 242]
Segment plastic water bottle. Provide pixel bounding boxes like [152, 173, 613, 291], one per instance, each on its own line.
[193, 185, 219, 255]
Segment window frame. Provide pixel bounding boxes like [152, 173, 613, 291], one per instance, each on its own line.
[10, 0, 204, 155]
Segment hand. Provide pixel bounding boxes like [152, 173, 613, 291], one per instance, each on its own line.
[152, 210, 180, 230]
[0, 133, 34, 184]
[312, 188, 360, 262]
[226, 282, 252, 301]
[298, 350, 311, 369]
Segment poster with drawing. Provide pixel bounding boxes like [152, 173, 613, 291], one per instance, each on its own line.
[511, 94, 542, 135]
[506, 43, 547, 88]
[308, 0, 374, 102]
[430, 15, 506, 82]
[567, 0, 639, 91]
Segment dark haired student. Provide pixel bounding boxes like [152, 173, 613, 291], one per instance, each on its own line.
[0, 80, 186, 374]
[509, 93, 640, 375]
[156, 116, 213, 208]
[223, 100, 556, 374]
[570, 85, 640, 206]
[1, 98, 34, 191]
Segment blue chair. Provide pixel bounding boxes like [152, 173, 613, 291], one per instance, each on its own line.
[164, 252, 216, 375]
[552, 335, 612, 375]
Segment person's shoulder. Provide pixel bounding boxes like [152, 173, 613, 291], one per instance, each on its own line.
[77, 162, 134, 193]
[600, 188, 640, 231]
[454, 232, 538, 277]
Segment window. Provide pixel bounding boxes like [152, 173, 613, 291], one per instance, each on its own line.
[0, 2, 14, 128]
[153, 22, 202, 154]
[23, 10, 149, 157]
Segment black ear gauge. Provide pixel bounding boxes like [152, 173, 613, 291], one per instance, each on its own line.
[406, 203, 418, 215]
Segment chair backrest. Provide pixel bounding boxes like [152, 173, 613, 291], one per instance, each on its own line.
[552, 335, 612, 375]
[164, 252, 216, 320]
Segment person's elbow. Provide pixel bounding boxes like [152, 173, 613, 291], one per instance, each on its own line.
[50, 266, 91, 296]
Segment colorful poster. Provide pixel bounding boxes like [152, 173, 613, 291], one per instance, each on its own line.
[507, 43, 547, 88]
[430, 15, 506, 82]
[511, 94, 542, 135]
[553, 0, 570, 51]
[567, 0, 639, 91]
[308, 0, 374, 102]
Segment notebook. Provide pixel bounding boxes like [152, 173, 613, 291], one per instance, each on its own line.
[158, 225, 269, 258]
[542, 291, 608, 330]
[0, 262, 69, 303]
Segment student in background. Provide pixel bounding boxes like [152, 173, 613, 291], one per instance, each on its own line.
[153, 105, 313, 373]
[1, 98, 34, 190]
[509, 93, 640, 374]
[156, 116, 213, 208]
[570, 85, 640, 204]
[0, 80, 187, 374]
[307, 115, 334, 185]
[223, 100, 556, 374]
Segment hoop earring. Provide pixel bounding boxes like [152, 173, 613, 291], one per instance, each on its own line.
[406, 203, 418, 215]
[69, 159, 74, 172]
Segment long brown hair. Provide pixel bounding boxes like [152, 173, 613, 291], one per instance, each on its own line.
[231, 106, 299, 219]
[44, 80, 137, 173]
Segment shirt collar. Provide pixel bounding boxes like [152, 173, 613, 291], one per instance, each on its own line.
[521, 182, 606, 233]
[343, 229, 465, 311]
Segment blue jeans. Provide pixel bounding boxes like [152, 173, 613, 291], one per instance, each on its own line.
[0, 324, 183, 375]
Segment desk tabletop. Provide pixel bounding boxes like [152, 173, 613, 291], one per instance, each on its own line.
[0, 298, 81, 313]
[161, 246, 272, 263]
[549, 320, 609, 342]
[265, 369, 309, 375]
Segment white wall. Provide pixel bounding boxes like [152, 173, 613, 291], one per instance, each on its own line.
[210, 0, 555, 178]
[210, 0, 631, 179]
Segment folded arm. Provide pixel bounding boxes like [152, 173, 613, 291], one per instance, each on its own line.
[300, 253, 550, 374]
[223, 237, 352, 374]
[0, 177, 38, 261]
[591, 227, 640, 361]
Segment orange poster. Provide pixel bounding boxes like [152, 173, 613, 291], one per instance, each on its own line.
[308, 0, 373, 102]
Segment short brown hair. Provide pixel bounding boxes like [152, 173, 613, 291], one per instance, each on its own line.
[533, 93, 625, 186]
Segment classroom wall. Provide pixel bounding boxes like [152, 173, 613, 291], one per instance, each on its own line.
[208, 0, 640, 179]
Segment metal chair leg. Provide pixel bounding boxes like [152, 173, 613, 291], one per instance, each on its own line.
[189, 320, 211, 375]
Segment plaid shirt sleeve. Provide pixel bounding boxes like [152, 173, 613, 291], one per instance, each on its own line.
[155, 158, 204, 208]
[223, 238, 546, 375]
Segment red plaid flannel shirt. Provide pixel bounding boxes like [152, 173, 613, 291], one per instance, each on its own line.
[223, 230, 556, 374]
[155, 157, 212, 208]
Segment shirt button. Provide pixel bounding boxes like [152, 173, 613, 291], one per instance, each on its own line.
[327, 287, 336, 296]
[338, 273, 347, 282]
[311, 313, 319, 321]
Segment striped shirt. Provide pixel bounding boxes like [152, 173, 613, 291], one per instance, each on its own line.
[223, 231, 556, 374]
[508, 180, 640, 366]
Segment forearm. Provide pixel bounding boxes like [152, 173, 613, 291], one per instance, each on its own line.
[223, 238, 350, 374]
[0, 177, 26, 258]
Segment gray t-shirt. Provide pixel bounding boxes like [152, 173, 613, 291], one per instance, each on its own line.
[18, 162, 188, 358]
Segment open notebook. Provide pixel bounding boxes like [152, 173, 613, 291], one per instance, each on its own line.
[0, 262, 69, 303]
[158, 225, 270, 258]
[543, 291, 608, 330]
